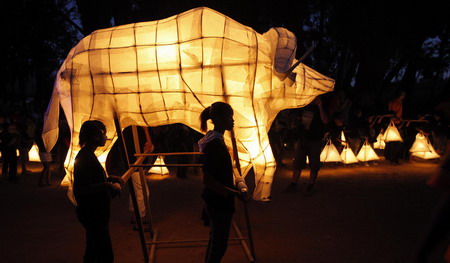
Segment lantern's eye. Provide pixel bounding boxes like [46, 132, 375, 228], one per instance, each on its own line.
[288, 72, 296, 82]
[284, 72, 296, 87]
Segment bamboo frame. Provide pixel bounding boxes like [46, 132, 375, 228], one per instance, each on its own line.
[114, 118, 149, 263]
[131, 126, 155, 238]
[117, 123, 255, 263]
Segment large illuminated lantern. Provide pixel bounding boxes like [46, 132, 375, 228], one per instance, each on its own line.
[42, 7, 334, 201]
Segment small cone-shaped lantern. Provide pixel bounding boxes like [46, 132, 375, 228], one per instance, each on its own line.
[340, 131, 347, 146]
[409, 132, 431, 153]
[356, 139, 379, 162]
[412, 147, 440, 159]
[148, 156, 170, 175]
[410, 132, 440, 160]
[383, 120, 403, 142]
[28, 143, 41, 162]
[320, 139, 343, 162]
[341, 143, 358, 164]
[374, 132, 385, 149]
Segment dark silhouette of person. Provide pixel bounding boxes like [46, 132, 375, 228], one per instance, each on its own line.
[73, 120, 124, 263]
[288, 96, 329, 195]
[198, 102, 244, 263]
[385, 92, 406, 164]
[1, 123, 20, 181]
[269, 112, 288, 168]
[0, 115, 9, 170]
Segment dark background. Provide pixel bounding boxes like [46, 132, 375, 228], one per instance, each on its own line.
[1, 0, 449, 118]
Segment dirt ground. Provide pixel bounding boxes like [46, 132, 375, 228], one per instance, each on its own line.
[0, 154, 447, 263]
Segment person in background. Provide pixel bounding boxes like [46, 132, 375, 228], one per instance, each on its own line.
[288, 96, 329, 195]
[385, 92, 406, 165]
[198, 102, 244, 263]
[388, 91, 406, 121]
[1, 123, 20, 182]
[0, 115, 9, 167]
[17, 113, 35, 174]
[269, 113, 288, 168]
[73, 120, 124, 263]
[328, 111, 346, 153]
[430, 111, 448, 156]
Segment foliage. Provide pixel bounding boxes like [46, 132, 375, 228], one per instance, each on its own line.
[4, 0, 449, 117]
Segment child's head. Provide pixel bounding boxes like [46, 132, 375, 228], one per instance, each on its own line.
[79, 120, 107, 147]
[200, 102, 234, 132]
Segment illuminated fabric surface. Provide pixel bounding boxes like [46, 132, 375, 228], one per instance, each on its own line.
[410, 132, 440, 159]
[356, 140, 379, 162]
[42, 7, 334, 202]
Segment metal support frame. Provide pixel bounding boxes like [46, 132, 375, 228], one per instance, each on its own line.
[114, 121, 256, 262]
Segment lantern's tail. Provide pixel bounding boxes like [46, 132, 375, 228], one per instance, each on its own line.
[42, 84, 60, 153]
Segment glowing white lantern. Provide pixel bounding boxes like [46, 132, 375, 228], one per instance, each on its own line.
[409, 133, 431, 153]
[42, 7, 334, 202]
[412, 147, 440, 159]
[383, 120, 403, 142]
[320, 139, 343, 162]
[373, 132, 385, 149]
[28, 144, 41, 162]
[410, 132, 440, 160]
[340, 131, 347, 146]
[340, 144, 358, 164]
[356, 140, 379, 162]
[148, 156, 170, 175]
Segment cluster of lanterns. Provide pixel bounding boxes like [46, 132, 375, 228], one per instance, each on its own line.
[317, 132, 379, 164]
[10, 119, 441, 174]
[0, 144, 41, 162]
[315, 119, 441, 165]
[375, 120, 440, 160]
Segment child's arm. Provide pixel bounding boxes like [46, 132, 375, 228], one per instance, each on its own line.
[203, 171, 239, 198]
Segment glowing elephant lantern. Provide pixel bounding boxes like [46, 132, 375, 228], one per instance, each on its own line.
[42, 7, 334, 202]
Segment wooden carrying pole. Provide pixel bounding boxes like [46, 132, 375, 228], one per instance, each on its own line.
[131, 126, 155, 238]
[230, 129, 256, 262]
[114, 117, 149, 263]
[113, 124, 254, 262]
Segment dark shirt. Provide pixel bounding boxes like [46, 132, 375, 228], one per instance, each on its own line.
[73, 147, 111, 219]
[201, 138, 235, 212]
[295, 105, 326, 141]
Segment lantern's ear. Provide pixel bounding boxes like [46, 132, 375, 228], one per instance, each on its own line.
[268, 27, 297, 76]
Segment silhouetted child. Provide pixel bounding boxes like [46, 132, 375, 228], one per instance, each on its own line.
[73, 120, 124, 263]
[198, 102, 242, 263]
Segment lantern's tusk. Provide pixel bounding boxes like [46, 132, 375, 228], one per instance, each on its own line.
[279, 42, 318, 80]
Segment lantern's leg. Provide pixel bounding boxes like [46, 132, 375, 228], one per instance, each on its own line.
[114, 118, 149, 263]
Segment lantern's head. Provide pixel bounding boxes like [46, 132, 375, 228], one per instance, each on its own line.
[266, 28, 335, 108]
[290, 63, 335, 107]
